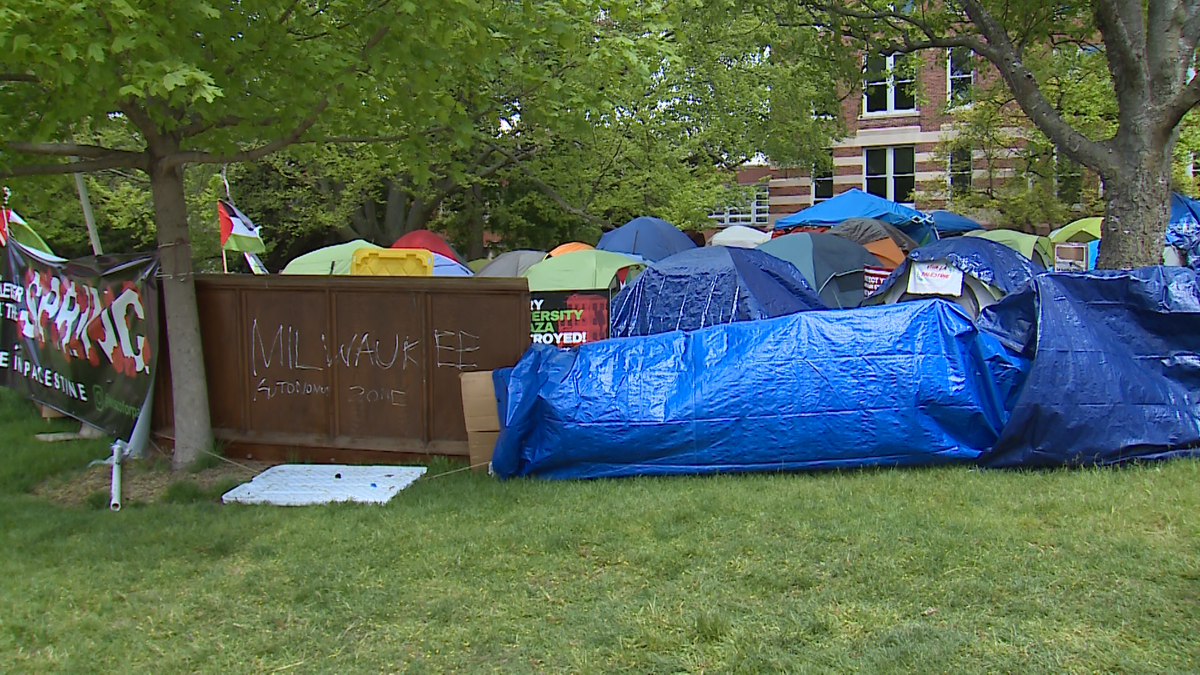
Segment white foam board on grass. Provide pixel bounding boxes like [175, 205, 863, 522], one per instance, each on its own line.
[222, 464, 427, 506]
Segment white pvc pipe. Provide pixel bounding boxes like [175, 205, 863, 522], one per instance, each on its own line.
[109, 442, 122, 511]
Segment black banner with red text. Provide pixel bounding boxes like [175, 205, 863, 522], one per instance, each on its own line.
[0, 242, 159, 438]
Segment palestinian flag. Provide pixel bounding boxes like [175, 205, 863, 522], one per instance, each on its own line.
[0, 209, 24, 247]
[217, 199, 266, 253]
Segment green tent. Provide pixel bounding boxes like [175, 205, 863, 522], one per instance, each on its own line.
[965, 229, 1054, 268]
[522, 249, 644, 292]
[466, 258, 490, 273]
[281, 240, 380, 275]
[1050, 217, 1103, 243]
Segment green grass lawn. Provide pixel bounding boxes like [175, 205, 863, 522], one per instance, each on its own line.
[1, 389, 1198, 673]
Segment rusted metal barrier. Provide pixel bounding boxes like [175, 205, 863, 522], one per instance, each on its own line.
[152, 275, 529, 462]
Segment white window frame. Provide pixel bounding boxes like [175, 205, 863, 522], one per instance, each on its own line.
[812, 150, 835, 204]
[709, 184, 769, 228]
[863, 53, 917, 116]
[948, 146, 972, 196]
[946, 47, 974, 107]
[864, 146, 917, 205]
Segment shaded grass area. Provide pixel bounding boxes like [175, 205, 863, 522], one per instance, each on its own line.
[1, 388, 1198, 673]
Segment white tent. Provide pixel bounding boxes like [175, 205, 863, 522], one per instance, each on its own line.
[709, 225, 770, 249]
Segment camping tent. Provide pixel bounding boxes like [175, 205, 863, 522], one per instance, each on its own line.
[1050, 217, 1102, 243]
[709, 225, 770, 248]
[757, 232, 883, 308]
[827, 218, 918, 268]
[391, 229, 463, 263]
[430, 252, 473, 276]
[774, 188, 933, 231]
[467, 259, 490, 273]
[477, 250, 547, 277]
[865, 237, 1040, 318]
[964, 229, 1054, 269]
[522, 249, 644, 292]
[596, 216, 696, 262]
[930, 210, 984, 236]
[547, 241, 593, 257]
[282, 240, 379, 275]
[609, 246, 825, 338]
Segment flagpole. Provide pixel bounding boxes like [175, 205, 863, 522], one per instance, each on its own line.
[222, 248, 228, 274]
[73, 169, 104, 255]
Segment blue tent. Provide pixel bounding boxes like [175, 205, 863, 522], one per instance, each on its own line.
[597, 216, 697, 262]
[978, 267, 1200, 468]
[1167, 192, 1200, 264]
[866, 237, 1041, 312]
[609, 246, 825, 338]
[431, 251, 473, 276]
[492, 299, 1027, 480]
[930, 210, 984, 235]
[775, 188, 933, 230]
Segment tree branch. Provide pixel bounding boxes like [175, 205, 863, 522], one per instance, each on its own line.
[0, 153, 147, 178]
[487, 143, 609, 226]
[4, 142, 143, 159]
[160, 98, 330, 169]
[0, 72, 39, 83]
[1163, 76, 1200, 135]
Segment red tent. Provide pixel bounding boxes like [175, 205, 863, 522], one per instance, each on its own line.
[390, 229, 463, 263]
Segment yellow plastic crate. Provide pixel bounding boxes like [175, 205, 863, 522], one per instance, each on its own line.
[351, 248, 434, 276]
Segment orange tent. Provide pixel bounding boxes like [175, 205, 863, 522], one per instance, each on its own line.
[548, 242, 593, 257]
[863, 239, 907, 268]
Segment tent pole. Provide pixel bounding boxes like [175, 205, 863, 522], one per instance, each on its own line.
[222, 248, 229, 274]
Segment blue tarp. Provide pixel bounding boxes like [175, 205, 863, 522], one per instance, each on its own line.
[1167, 192, 1200, 264]
[597, 216, 697, 262]
[869, 237, 1042, 302]
[492, 300, 1028, 479]
[930, 210, 984, 235]
[775, 189, 933, 230]
[977, 267, 1200, 467]
[609, 247, 826, 338]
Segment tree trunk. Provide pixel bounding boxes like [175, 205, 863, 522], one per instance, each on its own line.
[404, 196, 436, 233]
[382, 179, 407, 243]
[150, 161, 215, 470]
[467, 184, 486, 260]
[1096, 157, 1172, 269]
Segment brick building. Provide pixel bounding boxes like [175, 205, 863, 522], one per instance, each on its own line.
[712, 49, 1022, 230]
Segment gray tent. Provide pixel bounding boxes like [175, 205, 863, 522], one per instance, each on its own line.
[829, 218, 919, 253]
[477, 250, 547, 277]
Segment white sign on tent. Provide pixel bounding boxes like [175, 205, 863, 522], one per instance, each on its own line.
[906, 262, 964, 296]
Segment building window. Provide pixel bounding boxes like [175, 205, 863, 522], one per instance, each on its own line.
[812, 150, 834, 204]
[949, 147, 972, 196]
[864, 53, 917, 114]
[865, 146, 916, 204]
[1055, 154, 1082, 206]
[709, 184, 769, 227]
[947, 47, 974, 106]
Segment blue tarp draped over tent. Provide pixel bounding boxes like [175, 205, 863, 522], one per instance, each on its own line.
[869, 236, 1042, 302]
[977, 267, 1200, 467]
[597, 216, 697, 262]
[775, 188, 933, 230]
[1167, 192, 1200, 264]
[930, 210, 984, 235]
[609, 247, 826, 338]
[491, 300, 1028, 479]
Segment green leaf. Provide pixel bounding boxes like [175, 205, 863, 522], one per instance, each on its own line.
[62, 43, 78, 61]
[86, 42, 105, 62]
